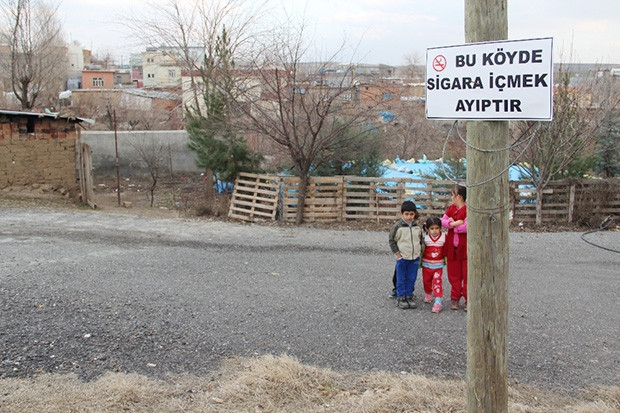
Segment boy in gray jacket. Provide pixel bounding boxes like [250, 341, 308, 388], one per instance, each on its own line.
[388, 201, 424, 309]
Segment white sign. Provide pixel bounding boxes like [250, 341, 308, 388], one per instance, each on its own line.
[425, 37, 553, 121]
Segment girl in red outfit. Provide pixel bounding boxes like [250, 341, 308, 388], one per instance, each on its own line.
[422, 217, 446, 313]
[441, 184, 468, 311]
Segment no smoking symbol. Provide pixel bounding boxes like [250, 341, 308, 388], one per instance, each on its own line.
[432, 55, 447, 72]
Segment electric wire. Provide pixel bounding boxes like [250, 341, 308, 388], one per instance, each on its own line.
[580, 215, 620, 254]
[437, 121, 618, 237]
[439, 120, 537, 188]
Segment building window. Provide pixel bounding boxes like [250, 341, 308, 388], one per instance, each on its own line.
[168, 69, 176, 78]
[92, 77, 104, 87]
[147, 58, 154, 63]
[382, 93, 393, 101]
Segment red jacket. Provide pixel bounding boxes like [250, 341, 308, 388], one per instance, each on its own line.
[442, 204, 467, 260]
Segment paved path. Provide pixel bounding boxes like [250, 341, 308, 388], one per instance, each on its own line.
[0, 208, 618, 391]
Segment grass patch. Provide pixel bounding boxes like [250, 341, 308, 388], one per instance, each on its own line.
[1, 354, 618, 412]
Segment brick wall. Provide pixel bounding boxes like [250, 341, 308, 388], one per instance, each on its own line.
[0, 115, 78, 189]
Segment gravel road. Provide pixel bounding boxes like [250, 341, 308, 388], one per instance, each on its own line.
[1, 207, 618, 391]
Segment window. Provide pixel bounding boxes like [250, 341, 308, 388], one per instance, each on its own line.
[168, 70, 176, 78]
[92, 77, 104, 87]
[382, 92, 393, 101]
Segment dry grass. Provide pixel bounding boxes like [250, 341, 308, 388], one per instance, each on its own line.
[1, 355, 618, 413]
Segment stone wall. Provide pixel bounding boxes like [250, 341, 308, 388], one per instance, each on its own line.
[0, 116, 78, 189]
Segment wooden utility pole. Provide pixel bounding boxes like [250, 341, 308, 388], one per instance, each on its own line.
[464, 1, 510, 412]
[113, 110, 121, 207]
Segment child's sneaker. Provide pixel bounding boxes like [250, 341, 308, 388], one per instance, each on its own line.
[397, 297, 409, 309]
[390, 289, 397, 298]
[424, 294, 433, 303]
[432, 302, 443, 313]
[406, 296, 417, 309]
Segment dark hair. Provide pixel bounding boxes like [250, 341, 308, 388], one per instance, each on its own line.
[401, 200, 419, 218]
[424, 216, 442, 232]
[453, 184, 467, 202]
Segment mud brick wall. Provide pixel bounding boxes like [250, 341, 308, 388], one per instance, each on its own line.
[0, 116, 78, 189]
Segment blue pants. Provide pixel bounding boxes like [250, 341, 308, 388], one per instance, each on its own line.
[395, 258, 420, 298]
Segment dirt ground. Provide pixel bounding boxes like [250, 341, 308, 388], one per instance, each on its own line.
[1, 175, 398, 232]
[0, 175, 608, 233]
[0, 175, 229, 220]
[90, 175, 232, 219]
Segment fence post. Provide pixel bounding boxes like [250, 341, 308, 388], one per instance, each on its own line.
[509, 181, 516, 225]
[371, 180, 380, 223]
[397, 179, 405, 205]
[568, 183, 576, 223]
[338, 176, 345, 222]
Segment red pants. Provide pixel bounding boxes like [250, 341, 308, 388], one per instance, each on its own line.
[447, 257, 467, 301]
[422, 266, 443, 298]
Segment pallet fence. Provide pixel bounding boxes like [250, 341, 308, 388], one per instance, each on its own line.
[229, 173, 620, 225]
[228, 173, 282, 222]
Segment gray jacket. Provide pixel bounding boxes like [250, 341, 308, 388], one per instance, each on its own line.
[388, 219, 424, 260]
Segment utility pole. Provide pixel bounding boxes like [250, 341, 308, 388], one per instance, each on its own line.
[464, 1, 510, 412]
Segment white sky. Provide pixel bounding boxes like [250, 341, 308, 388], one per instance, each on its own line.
[58, 0, 620, 66]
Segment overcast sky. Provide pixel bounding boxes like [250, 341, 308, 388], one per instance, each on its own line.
[58, 0, 620, 66]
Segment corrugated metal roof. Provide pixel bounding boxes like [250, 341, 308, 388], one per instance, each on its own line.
[0, 109, 94, 125]
[121, 88, 180, 100]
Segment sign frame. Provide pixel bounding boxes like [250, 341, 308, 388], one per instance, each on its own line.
[425, 37, 553, 121]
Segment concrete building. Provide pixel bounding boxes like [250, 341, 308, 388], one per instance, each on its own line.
[130, 53, 144, 88]
[142, 48, 183, 89]
[82, 70, 116, 90]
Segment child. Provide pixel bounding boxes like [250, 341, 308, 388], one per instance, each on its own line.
[390, 266, 397, 298]
[388, 201, 424, 309]
[442, 184, 468, 311]
[421, 217, 446, 313]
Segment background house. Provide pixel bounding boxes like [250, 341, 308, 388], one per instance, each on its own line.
[82, 70, 116, 89]
[142, 47, 183, 89]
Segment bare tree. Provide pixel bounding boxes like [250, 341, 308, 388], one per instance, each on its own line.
[117, 101, 184, 131]
[123, 0, 266, 115]
[380, 101, 442, 160]
[71, 90, 184, 131]
[90, 51, 115, 69]
[0, 0, 66, 110]
[128, 135, 171, 207]
[511, 64, 619, 224]
[400, 52, 425, 82]
[229, 22, 377, 224]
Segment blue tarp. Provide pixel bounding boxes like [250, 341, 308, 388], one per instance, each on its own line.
[381, 158, 525, 181]
[378, 159, 531, 207]
[215, 180, 234, 194]
[220, 159, 529, 195]
[379, 111, 396, 123]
